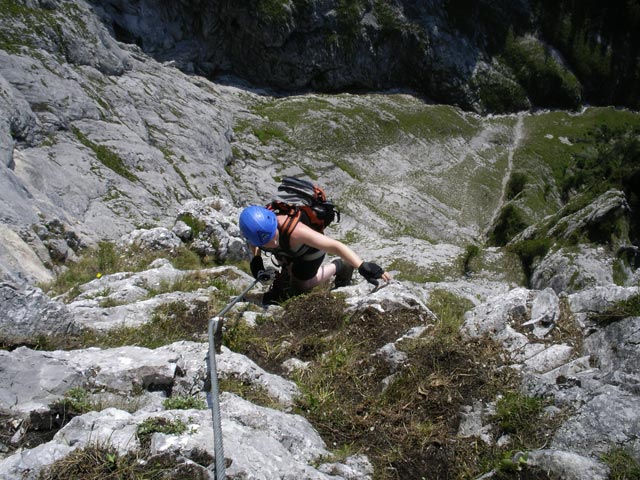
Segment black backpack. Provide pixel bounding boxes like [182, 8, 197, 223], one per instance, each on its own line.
[266, 177, 340, 238]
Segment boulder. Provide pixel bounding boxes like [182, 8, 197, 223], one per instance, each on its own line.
[0, 282, 78, 344]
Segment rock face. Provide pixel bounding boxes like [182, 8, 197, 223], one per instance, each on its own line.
[0, 282, 79, 344]
[2, 1, 640, 479]
[90, 0, 640, 112]
[462, 283, 640, 475]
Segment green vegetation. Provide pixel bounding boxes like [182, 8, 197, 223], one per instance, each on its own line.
[388, 258, 454, 283]
[72, 127, 139, 182]
[176, 212, 208, 239]
[462, 244, 480, 275]
[136, 417, 187, 449]
[489, 204, 529, 247]
[80, 300, 211, 349]
[29, 286, 243, 351]
[256, 0, 291, 28]
[601, 448, 640, 480]
[472, 67, 530, 114]
[507, 238, 552, 287]
[535, 0, 640, 109]
[335, 0, 364, 47]
[493, 391, 545, 435]
[40, 241, 220, 299]
[591, 294, 640, 326]
[0, 0, 55, 53]
[246, 95, 479, 156]
[513, 108, 640, 227]
[219, 377, 282, 410]
[560, 125, 640, 201]
[252, 123, 293, 145]
[505, 171, 528, 201]
[501, 32, 581, 109]
[163, 395, 207, 410]
[52, 387, 93, 419]
[38, 442, 211, 479]
[219, 290, 562, 478]
[427, 288, 474, 337]
[373, 0, 403, 32]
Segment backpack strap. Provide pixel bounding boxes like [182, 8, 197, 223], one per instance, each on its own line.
[278, 209, 301, 252]
[265, 202, 302, 253]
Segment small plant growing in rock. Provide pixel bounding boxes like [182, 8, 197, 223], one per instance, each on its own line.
[163, 395, 207, 411]
[601, 447, 640, 480]
[54, 387, 93, 417]
[136, 417, 187, 450]
[492, 391, 545, 436]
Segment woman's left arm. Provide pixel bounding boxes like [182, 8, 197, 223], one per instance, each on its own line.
[292, 223, 363, 268]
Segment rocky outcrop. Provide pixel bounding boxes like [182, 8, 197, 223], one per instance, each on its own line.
[88, 0, 639, 113]
[2, 1, 640, 478]
[461, 283, 640, 474]
[0, 282, 79, 344]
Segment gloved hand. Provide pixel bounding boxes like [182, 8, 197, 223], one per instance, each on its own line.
[250, 256, 265, 279]
[257, 267, 277, 284]
[358, 262, 385, 286]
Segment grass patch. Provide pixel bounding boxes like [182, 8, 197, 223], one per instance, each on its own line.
[136, 417, 187, 450]
[590, 294, 640, 326]
[146, 271, 238, 297]
[247, 95, 479, 157]
[513, 108, 640, 229]
[83, 300, 212, 349]
[507, 238, 553, 287]
[462, 244, 481, 276]
[601, 448, 640, 480]
[176, 212, 208, 239]
[387, 258, 457, 283]
[41, 242, 215, 300]
[163, 395, 207, 410]
[252, 123, 292, 145]
[224, 290, 562, 478]
[493, 391, 545, 437]
[72, 127, 139, 182]
[505, 171, 528, 201]
[489, 204, 529, 247]
[38, 443, 211, 479]
[219, 377, 282, 410]
[29, 290, 235, 351]
[426, 289, 474, 338]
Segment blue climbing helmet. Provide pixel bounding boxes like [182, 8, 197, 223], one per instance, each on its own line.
[239, 206, 278, 246]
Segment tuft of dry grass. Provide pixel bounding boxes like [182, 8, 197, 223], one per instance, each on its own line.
[226, 289, 568, 479]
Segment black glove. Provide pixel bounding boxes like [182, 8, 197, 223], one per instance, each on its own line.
[358, 262, 384, 286]
[257, 267, 277, 284]
[250, 256, 265, 279]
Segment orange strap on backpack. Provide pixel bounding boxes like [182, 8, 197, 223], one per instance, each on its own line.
[265, 202, 302, 252]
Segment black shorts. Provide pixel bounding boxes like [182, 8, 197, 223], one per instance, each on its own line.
[291, 253, 326, 281]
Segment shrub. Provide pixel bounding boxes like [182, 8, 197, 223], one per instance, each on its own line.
[505, 172, 528, 200]
[489, 204, 529, 247]
[507, 238, 552, 286]
[500, 32, 582, 109]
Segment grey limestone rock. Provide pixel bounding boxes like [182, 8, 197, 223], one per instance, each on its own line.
[531, 245, 614, 294]
[0, 282, 78, 344]
[522, 449, 609, 480]
[118, 227, 183, 251]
